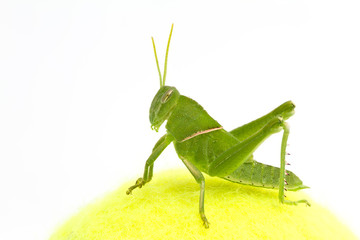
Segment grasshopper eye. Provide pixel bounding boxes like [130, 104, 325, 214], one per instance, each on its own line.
[161, 89, 173, 103]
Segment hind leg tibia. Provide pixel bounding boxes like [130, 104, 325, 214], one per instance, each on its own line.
[278, 121, 310, 206]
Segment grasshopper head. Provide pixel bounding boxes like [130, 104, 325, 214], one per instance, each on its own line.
[149, 24, 178, 132]
[149, 86, 180, 131]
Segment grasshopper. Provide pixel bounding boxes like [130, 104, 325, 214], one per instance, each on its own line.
[126, 24, 310, 228]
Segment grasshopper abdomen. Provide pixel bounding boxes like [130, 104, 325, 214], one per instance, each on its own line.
[222, 161, 308, 191]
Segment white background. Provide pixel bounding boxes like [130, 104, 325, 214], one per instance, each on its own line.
[1, 0, 359, 239]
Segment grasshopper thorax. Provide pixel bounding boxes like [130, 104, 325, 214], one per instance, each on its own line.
[150, 86, 180, 132]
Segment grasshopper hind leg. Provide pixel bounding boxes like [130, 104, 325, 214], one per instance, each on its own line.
[279, 120, 310, 206]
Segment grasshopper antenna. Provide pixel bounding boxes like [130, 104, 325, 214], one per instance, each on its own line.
[163, 23, 174, 87]
[151, 24, 174, 88]
[151, 37, 163, 88]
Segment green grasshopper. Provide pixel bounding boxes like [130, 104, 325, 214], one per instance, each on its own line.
[126, 24, 310, 228]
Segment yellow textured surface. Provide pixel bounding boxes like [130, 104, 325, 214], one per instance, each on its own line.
[50, 169, 356, 240]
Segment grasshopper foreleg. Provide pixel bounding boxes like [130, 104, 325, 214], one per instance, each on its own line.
[126, 164, 155, 194]
[126, 134, 173, 195]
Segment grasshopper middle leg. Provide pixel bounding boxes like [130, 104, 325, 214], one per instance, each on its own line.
[181, 158, 209, 228]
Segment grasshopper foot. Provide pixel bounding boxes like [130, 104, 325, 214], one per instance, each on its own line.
[283, 199, 311, 207]
[201, 213, 210, 229]
[126, 178, 145, 195]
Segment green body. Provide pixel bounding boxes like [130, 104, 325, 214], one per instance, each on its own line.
[156, 92, 306, 191]
[127, 25, 310, 228]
